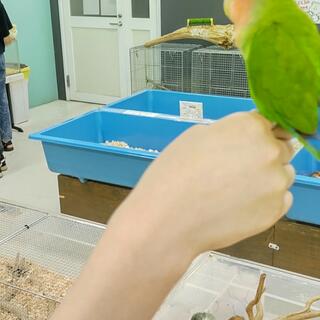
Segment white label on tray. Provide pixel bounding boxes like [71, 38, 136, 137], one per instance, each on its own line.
[290, 138, 304, 158]
[179, 101, 204, 120]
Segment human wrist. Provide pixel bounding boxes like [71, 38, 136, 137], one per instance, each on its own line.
[111, 189, 197, 272]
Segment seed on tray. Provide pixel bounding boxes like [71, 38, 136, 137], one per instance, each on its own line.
[104, 140, 160, 153]
[311, 171, 320, 178]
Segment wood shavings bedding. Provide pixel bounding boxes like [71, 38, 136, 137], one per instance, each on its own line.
[0, 255, 73, 320]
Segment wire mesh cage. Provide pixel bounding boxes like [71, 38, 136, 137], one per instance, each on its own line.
[0, 201, 47, 244]
[130, 43, 202, 94]
[191, 46, 250, 98]
[0, 215, 105, 280]
[0, 203, 105, 319]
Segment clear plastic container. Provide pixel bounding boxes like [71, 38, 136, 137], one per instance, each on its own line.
[5, 39, 21, 76]
[155, 252, 320, 319]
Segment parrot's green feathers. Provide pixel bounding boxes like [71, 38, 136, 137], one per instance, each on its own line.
[238, 0, 320, 158]
[246, 22, 319, 135]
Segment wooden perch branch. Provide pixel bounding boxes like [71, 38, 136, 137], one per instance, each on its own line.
[246, 274, 266, 320]
[228, 274, 266, 320]
[277, 296, 320, 320]
[144, 24, 235, 49]
[229, 276, 320, 320]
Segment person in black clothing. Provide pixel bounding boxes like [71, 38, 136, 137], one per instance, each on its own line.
[0, 1, 15, 178]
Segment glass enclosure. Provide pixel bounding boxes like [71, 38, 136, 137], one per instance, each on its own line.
[5, 40, 21, 76]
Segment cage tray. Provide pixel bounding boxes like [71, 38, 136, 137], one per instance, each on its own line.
[107, 89, 255, 120]
[30, 108, 198, 187]
[289, 142, 320, 225]
[31, 90, 320, 225]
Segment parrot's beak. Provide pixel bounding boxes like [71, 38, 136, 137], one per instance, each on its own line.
[224, 0, 234, 19]
[224, 0, 254, 26]
[223, 0, 254, 47]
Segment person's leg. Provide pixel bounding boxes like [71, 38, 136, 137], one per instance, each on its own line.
[0, 53, 13, 150]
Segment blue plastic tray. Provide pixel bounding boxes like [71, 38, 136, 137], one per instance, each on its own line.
[30, 109, 199, 187]
[107, 90, 320, 225]
[107, 90, 255, 119]
[289, 140, 320, 225]
[30, 89, 320, 225]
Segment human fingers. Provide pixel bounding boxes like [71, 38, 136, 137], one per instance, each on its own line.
[248, 111, 274, 130]
[276, 139, 295, 164]
[280, 191, 294, 218]
[283, 164, 296, 189]
[272, 126, 292, 140]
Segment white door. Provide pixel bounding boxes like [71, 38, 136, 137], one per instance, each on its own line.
[59, 0, 161, 104]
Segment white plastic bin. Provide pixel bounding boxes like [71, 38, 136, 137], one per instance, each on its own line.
[5, 67, 30, 124]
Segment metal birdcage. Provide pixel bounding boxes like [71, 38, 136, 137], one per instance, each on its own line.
[0, 201, 105, 320]
[130, 43, 202, 94]
[191, 45, 250, 98]
[130, 43, 250, 98]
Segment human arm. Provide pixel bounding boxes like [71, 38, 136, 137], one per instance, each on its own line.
[51, 112, 295, 320]
[3, 34, 14, 45]
[4, 24, 17, 45]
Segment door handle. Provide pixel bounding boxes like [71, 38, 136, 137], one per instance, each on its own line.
[110, 22, 123, 27]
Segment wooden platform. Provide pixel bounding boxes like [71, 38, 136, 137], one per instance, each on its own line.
[58, 175, 130, 224]
[58, 175, 320, 278]
[220, 219, 320, 279]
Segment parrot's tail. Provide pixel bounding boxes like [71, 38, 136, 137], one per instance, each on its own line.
[296, 134, 320, 160]
[272, 113, 320, 161]
[288, 127, 320, 160]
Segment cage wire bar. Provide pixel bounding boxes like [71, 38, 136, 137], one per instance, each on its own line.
[0, 215, 105, 280]
[0, 201, 47, 243]
[130, 44, 250, 98]
[130, 43, 202, 94]
[191, 45, 250, 97]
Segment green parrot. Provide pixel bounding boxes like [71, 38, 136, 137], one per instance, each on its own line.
[224, 0, 320, 159]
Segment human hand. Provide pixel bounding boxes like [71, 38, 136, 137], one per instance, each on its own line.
[4, 25, 16, 46]
[116, 112, 295, 255]
[9, 24, 17, 40]
[51, 112, 295, 320]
